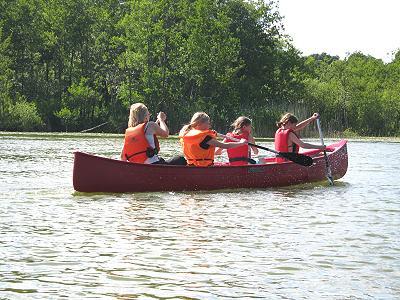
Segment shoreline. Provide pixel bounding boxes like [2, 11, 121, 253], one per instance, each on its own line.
[1, 131, 400, 143]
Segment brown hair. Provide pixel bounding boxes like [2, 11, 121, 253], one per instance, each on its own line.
[179, 112, 210, 136]
[231, 116, 252, 134]
[277, 113, 298, 127]
[128, 103, 149, 127]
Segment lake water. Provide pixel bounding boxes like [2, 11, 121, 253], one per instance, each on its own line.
[1, 133, 399, 299]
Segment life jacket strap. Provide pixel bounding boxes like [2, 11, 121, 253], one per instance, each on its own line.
[126, 147, 158, 160]
[229, 157, 257, 164]
[188, 162, 214, 166]
[187, 158, 213, 162]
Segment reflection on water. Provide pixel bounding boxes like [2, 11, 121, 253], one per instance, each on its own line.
[0, 134, 399, 299]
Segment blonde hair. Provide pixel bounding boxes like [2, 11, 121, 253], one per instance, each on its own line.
[179, 112, 210, 136]
[128, 103, 149, 127]
[231, 116, 252, 134]
[277, 112, 298, 127]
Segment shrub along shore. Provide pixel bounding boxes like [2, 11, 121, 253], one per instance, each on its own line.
[1, 132, 400, 145]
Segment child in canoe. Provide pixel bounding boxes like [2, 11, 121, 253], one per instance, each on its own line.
[120, 103, 168, 164]
[179, 112, 247, 166]
[121, 103, 185, 165]
[275, 112, 326, 162]
[215, 116, 259, 165]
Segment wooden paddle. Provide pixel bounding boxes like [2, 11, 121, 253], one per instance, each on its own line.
[316, 118, 334, 185]
[217, 133, 313, 167]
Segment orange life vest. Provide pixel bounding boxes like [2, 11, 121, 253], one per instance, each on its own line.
[122, 123, 160, 163]
[179, 129, 217, 166]
[225, 132, 251, 166]
[274, 128, 298, 163]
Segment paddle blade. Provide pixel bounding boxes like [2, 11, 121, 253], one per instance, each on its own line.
[278, 152, 313, 167]
[323, 151, 334, 185]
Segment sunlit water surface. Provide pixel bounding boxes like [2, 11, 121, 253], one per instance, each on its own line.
[0, 133, 399, 299]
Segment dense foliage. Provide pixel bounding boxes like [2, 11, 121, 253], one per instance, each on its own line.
[0, 0, 399, 136]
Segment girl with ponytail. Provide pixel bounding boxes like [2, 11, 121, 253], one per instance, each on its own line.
[274, 112, 326, 162]
[215, 116, 258, 165]
[179, 112, 247, 166]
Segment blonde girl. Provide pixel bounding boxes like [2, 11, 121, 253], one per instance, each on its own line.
[120, 103, 169, 164]
[179, 112, 246, 166]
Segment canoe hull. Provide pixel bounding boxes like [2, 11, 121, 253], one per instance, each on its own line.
[73, 140, 348, 193]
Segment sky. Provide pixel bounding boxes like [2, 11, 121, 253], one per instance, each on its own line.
[277, 0, 400, 62]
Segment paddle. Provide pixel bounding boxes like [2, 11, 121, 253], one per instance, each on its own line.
[217, 133, 313, 167]
[316, 118, 334, 185]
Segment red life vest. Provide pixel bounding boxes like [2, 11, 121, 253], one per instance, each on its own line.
[274, 128, 298, 163]
[179, 129, 216, 166]
[122, 123, 160, 163]
[225, 132, 251, 166]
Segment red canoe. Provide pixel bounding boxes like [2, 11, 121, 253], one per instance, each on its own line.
[73, 140, 348, 193]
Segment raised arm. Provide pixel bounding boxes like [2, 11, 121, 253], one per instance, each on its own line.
[150, 112, 169, 137]
[294, 113, 319, 132]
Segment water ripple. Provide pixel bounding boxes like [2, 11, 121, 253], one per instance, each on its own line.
[0, 136, 399, 299]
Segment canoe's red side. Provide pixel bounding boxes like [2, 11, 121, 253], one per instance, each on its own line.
[73, 140, 348, 193]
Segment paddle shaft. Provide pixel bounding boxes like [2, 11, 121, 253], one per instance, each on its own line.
[316, 119, 334, 185]
[217, 133, 278, 154]
[216, 133, 313, 167]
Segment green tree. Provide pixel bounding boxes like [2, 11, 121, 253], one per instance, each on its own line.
[0, 25, 13, 127]
[7, 96, 44, 131]
[381, 50, 400, 135]
[120, 0, 242, 131]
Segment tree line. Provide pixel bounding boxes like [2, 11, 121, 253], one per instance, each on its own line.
[0, 0, 399, 136]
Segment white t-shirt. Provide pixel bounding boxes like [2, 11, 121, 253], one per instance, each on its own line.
[144, 122, 160, 164]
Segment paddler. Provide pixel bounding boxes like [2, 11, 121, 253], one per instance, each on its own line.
[179, 112, 247, 166]
[215, 116, 259, 166]
[121, 103, 185, 165]
[274, 112, 326, 162]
